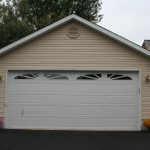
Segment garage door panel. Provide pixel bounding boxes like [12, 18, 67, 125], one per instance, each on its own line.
[104, 119, 137, 128]
[42, 95, 72, 103]
[42, 84, 71, 92]
[9, 80, 40, 84]
[74, 106, 104, 115]
[74, 95, 104, 104]
[106, 80, 136, 85]
[41, 114, 73, 118]
[10, 94, 41, 103]
[42, 106, 73, 115]
[11, 114, 42, 118]
[73, 85, 104, 93]
[9, 105, 41, 115]
[74, 118, 104, 127]
[105, 95, 136, 104]
[40, 118, 74, 127]
[104, 115, 138, 119]
[104, 107, 137, 115]
[9, 84, 40, 92]
[105, 85, 137, 93]
[9, 118, 43, 127]
[9, 117, 74, 128]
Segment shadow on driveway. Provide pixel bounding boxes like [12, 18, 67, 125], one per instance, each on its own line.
[0, 129, 149, 150]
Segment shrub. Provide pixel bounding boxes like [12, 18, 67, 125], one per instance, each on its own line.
[143, 118, 150, 129]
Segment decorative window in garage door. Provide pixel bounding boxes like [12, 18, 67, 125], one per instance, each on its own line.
[44, 73, 69, 80]
[14, 73, 38, 79]
[77, 74, 101, 80]
[107, 74, 132, 80]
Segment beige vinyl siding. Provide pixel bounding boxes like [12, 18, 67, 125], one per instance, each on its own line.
[0, 21, 150, 119]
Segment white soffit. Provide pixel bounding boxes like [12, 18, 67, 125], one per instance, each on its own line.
[0, 14, 150, 57]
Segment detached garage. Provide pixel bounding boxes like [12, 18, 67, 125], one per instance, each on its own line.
[0, 15, 150, 130]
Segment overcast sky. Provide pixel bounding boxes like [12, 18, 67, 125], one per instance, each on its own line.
[99, 0, 150, 46]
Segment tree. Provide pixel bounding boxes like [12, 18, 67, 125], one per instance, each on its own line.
[0, 0, 102, 48]
[0, 0, 34, 48]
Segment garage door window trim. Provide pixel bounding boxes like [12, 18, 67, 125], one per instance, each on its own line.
[45, 73, 69, 80]
[14, 73, 38, 79]
[107, 74, 132, 80]
[77, 74, 102, 80]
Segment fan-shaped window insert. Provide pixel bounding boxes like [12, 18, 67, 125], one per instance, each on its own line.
[45, 74, 69, 80]
[107, 74, 132, 80]
[77, 74, 101, 80]
[14, 73, 38, 79]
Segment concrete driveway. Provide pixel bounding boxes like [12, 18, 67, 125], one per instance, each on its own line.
[0, 129, 149, 150]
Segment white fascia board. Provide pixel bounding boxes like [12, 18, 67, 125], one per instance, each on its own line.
[0, 14, 150, 57]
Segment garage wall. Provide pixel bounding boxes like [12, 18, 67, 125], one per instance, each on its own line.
[0, 21, 150, 119]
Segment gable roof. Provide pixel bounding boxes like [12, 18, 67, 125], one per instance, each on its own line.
[0, 14, 150, 57]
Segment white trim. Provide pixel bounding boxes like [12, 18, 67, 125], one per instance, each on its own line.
[5, 66, 142, 71]
[139, 70, 142, 130]
[0, 14, 150, 57]
[4, 126, 139, 131]
[4, 70, 8, 128]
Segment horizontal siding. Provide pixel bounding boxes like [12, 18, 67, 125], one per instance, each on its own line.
[0, 21, 150, 119]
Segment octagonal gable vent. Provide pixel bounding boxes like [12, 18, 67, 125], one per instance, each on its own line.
[67, 26, 80, 39]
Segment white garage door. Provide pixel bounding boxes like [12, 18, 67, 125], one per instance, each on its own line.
[5, 71, 140, 130]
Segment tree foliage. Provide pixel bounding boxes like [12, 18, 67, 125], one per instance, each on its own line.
[0, 0, 102, 48]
